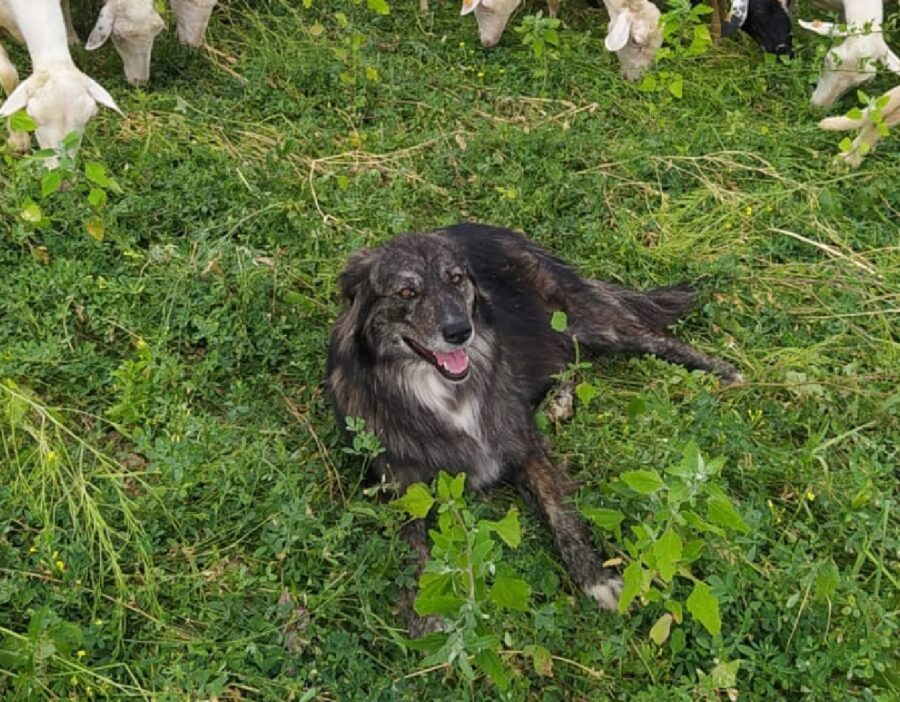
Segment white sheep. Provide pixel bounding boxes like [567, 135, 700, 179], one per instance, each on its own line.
[819, 83, 900, 166]
[0, 0, 121, 161]
[0, 43, 29, 151]
[85, 0, 165, 86]
[601, 0, 662, 81]
[443, 0, 661, 80]
[800, 0, 900, 108]
[457, 0, 537, 49]
[61, 0, 80, 45]
[170, 0, 218, 48]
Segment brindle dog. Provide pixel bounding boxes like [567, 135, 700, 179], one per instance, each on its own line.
[327, 223, 739, 635]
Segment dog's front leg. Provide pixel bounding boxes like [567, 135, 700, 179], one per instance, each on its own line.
[399, 518, 446, 637]
[515, 449, 623, 610]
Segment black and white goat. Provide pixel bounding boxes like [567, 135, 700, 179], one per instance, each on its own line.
[721, 0, 794, 55]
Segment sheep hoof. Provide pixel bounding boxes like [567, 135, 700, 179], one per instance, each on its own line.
[7, 130, 31, 153]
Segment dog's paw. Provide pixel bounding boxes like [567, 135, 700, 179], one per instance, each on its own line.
[717, 363, 743, 386]
[725, 370, 744, 385]
[546, 380, 574, 423]
[585, 573, 623, 611]
[407, 614, 448, 638]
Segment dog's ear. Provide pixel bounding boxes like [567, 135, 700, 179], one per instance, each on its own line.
[338, 248, 377, 301]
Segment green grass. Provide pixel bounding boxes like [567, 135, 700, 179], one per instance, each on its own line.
[1, 0, 898, 699]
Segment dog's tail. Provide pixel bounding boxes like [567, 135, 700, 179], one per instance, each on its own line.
[608, 282, 696, 333]
[642, 282, 696, 329]
[574, 280, 740, 382]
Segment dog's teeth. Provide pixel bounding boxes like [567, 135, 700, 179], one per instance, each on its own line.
[434, 348, 469, 375]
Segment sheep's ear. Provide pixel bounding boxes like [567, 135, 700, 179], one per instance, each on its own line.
[339, 248, 377, 301]
[0, 80, 30, 118]
[86, 4, 115, 50]
[605, 12, 633, 51]
[86, 78, 123, 115]
[798, 19, 845, 37]
[460, 0, 482, 16]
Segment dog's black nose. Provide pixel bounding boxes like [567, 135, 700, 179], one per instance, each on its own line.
[442, 320, 472, 345]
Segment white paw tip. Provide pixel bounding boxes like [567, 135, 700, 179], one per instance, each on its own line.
[586, 577, 622, 611]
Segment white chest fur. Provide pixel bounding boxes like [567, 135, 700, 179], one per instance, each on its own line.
[404, 366, 482, 438]
[401, 365, 501, 487]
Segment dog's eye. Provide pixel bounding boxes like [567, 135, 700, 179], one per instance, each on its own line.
[398, 287, 417, 300]
[449, 272, 464, 285]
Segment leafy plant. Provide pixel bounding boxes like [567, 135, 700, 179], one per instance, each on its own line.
[343, 416, 385, 462]
[0, 607, 84, 702]
[393, 472, 530, 691]
[2, 116, 122, 242]
[583, 442, 749, 646]
[639, 0, 713, 99]
[0, 380, 156, 609]
[835, 88, 893, 160]
[515, 12, 563, 79]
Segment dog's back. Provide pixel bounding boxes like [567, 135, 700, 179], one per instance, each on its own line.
[441, 223, 703, 404]
[443, 224, 578, 406]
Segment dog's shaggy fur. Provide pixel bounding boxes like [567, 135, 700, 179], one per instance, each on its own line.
[327, 223, 739, 635]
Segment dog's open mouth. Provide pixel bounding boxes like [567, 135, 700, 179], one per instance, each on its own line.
[403, 337, 470, 381]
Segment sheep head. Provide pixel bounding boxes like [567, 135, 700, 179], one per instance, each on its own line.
[604, 1, 662, 81]
[0, 64, 121, 160]
[86, 1, 165, 86]
[460, 0, 522, 48]
[170, 0, 218, 48]
[801, 20, 900, 108]
[722, 0, 793, 55]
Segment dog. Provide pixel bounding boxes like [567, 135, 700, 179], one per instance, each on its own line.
[326, 223, 739, 635]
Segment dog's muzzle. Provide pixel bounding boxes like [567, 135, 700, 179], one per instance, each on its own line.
[403, 336, 472, 381]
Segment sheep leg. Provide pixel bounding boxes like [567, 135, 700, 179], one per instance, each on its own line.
[61, 0, 80, 46]
[710, 0, 723, 42]
[420, 0, 429, 11]
[0, 44, 30, 153]
[547, 0, 561, 17]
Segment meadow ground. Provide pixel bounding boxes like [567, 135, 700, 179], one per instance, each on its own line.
[0, 0, 898, 699]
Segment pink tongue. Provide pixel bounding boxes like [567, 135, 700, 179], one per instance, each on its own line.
[433, 348, 469, 375]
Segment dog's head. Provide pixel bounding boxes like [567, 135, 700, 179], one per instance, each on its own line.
[338, 234, 477, 382]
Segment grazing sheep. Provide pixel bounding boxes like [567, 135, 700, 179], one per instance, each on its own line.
[601, 0, 662, 81]
[800, 0, 900, 108]
[0, 43, 29, 151]
[721, 0, 794, 55]
[170, 0, 218, 47]
[85, 0, 165, 86]
[819, 83, 900, 165]
[457, 0, 535, 48]
[452, 0, 662, 80]
[0, 0, 121, 160]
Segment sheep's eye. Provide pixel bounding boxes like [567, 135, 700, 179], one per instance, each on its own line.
[449, 272, 464, 285]
[398, 287, 417, 300]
